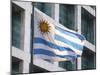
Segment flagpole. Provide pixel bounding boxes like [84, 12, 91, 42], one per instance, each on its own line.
[29, 2, 34, 73]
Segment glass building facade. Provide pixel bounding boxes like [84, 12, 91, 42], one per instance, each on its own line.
[12, 1, 96, 74]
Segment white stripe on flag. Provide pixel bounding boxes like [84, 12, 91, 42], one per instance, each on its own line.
[34, 55, 69, 62]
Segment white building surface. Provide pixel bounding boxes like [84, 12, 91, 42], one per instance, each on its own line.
[11, 1, 96, 74]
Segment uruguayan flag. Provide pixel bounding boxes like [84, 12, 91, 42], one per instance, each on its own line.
[33, 7, 85, 61]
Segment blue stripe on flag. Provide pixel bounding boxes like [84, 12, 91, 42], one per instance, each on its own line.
[77, 55, 81, 57]
[34, 49, 77, 58]
[55, 35, 83, 50]
[34, 49, 54, 56]
[34, 37, 77, 52]
[56, 26, 85, 41]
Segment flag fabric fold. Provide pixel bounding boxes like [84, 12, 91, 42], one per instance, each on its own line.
[33, 7, 85, 62]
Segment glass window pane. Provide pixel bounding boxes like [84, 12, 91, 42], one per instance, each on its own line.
[59, 4, 75, 30]
[59, 61, 76, 71]
[12, 4, 23, 49]
[12, 57, 23, 74]
[81, 8, 96, 45]
[12, 61, 20, 73]
[82, 47, 96, 70]
[34, 3, 52, 17]
[12, 11, 21, 48]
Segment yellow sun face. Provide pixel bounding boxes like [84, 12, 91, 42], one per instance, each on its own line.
[39, 20, 51, 34]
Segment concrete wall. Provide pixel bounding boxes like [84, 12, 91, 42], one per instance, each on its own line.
[12, 1, 32, 73]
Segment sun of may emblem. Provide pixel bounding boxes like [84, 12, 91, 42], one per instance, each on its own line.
[39, 20, 51, 34]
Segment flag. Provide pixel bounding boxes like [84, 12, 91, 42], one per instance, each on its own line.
[33, 7, 85, 62]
